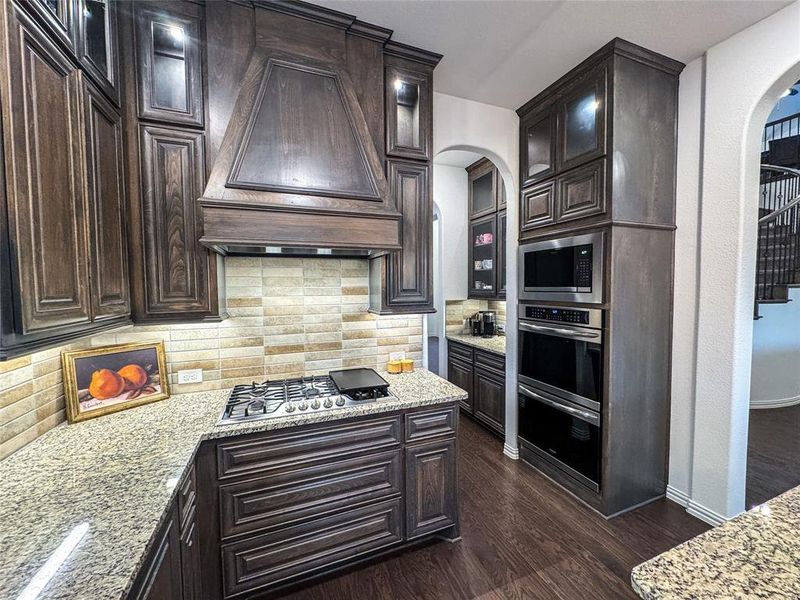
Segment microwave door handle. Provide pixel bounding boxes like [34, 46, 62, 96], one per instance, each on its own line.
[519, 321, 600, 340]
[518, 384, 601, 426]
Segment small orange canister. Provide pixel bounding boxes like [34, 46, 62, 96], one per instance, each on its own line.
[401, 359, 414, 373]
[387, 360, 402, 374]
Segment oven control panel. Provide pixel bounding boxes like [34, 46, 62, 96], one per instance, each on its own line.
[526, 306, 590, 325]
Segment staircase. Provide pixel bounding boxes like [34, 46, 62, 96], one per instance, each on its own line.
[754, 165, 800, 319]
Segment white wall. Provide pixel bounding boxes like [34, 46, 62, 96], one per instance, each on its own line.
[669, 0, 800, 524]
[432, 164, 469, 301]
[432, 92, 520, 459]
[751, 287, 800, 408]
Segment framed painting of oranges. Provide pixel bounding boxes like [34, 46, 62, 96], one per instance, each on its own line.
[61, 342, 170, 423]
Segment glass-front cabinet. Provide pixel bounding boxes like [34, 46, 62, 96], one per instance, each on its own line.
[385, 58, 432, 160]
[134, 2, 204, 126]
[558, 68, 606, 172]
[469, 214, 497, 298]
[497, 210, 507, 298]
[468, 160, 496, 219]
[78, 0, 119, 104]
[521, 109, 555, 187]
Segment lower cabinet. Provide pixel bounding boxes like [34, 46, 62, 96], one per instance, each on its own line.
[128, 503, 184, 600]
[191, 405, 459, 599]
[405, 438, 457, 539]
[446, 340, 506, 437]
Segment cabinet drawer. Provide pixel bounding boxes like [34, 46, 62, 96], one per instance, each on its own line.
[447, 341, 473, 362]
[216, 416, 402, 480]
[474, 349, 505, 374]
[220, 450, 401, 539]
[221, 498, 402, 597]
[405, 406, 457, 442]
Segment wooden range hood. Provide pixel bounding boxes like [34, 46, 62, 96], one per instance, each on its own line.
[198, 3, 406, 256]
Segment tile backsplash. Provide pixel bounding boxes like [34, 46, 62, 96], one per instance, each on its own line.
[0, 257, 422, 460]
[445, 299, 507, 334]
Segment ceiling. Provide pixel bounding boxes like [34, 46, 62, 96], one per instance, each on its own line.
[314, 0, 792, 110]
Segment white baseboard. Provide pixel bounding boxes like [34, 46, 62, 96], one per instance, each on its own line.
[503, 443, 519, 460]
[686, 500, 727, 526]
[750, 394, 800, 409]
[666, 485, 690, 508]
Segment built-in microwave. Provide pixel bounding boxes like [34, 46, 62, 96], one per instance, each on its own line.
[518, 232, 604, 304]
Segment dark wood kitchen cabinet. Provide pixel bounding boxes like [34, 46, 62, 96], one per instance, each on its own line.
[467, 158, 506, 300]
[17, 0, 77, 54]
[193, 405, 459, 599]
[517, 38, 683, 238]
[0, 1, 131, 360]
[119, 0, 224, 323]
[370, 44, 439, 315]
[129, 503, 184, 600]
[447, 339, 505, 437]
[76, 0, 120, 105]
[83, 77, 130, 322]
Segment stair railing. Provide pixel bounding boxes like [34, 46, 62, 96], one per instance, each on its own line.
[755, 165, 800, 314]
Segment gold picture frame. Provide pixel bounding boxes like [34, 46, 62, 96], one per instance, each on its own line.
[61, 341, 170, 423]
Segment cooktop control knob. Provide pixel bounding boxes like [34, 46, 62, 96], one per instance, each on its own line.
[323, 398, 333, 408]
[335, 397, 346, 407]
[298, 401, 309, 411]
[285, 403, 295, 413]
[311, 399, 321, 410]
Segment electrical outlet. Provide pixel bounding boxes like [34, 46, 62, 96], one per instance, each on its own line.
[177, 369, 203, 385]
[389, 351, 405, 361]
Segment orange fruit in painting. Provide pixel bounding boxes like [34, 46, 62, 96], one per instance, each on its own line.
[118, 364, 149, 390]
[88, 369, 126, 400]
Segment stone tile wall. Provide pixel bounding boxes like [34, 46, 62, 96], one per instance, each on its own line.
[444, 299, 507, 334]
[0, 258, 423, 459]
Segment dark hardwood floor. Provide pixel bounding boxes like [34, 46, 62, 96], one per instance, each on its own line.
[747, 404, 800, 508]
[278, 416, 709, 600]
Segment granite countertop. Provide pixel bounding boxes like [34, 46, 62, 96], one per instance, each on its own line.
[446, 333, 506, 356]
[0, 369, 466, 600]
[631, 487, 800, 599]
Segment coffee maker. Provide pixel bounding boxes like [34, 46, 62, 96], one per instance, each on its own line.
[470, 311, 497, 338]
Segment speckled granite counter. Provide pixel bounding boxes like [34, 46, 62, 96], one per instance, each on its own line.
[0, 369, 466, 600]
[446, 333, 506, 356]
[632, 487, 800, 599]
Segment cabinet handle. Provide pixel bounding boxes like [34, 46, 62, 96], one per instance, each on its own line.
[518, 384, 600, 426]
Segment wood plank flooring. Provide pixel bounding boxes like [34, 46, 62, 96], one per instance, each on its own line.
[278, 417, 709, 600]
[747, 404, 800, 508]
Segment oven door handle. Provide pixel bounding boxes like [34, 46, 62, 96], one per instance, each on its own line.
[518, 384, 601, 426]
[519, 321, 601, 340]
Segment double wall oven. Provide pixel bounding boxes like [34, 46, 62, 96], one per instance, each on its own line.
[517, 232, 605, 492]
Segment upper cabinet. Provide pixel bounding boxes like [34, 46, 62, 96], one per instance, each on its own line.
[18, 0, 76, 53]
[133, 2, 203, 127]
[77, 0, 120, 105]
[385, 55, 432, 161]
[517, 40, 684, 238]
[466, 158, 506, 300]
[0, 1, 130, 359]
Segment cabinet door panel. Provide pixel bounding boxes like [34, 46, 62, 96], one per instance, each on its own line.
[405, 438, 457, 539]
[129, 506, 183, 600]
[134, 3, 203, 126]
[473, 367, 505, 435]
[521, 109, 555, 186]
[386, 59, 431, 160]
[447, 354, 473, 414]
[557, 158, 606, 223]
[18, 0, 76, 53]
[77, 0, 120, 104]
[2, 7, 91, 333]
[558, 68, 607, 172]
[385, 160, 431, 308]
[497, 210, 507, 298]
[468, 160, 496, 219]
[83, 79, 130, 320]
[139, 125, 211, 315]
[520, 181, 555, 232]
[468, 213, 497, 298]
